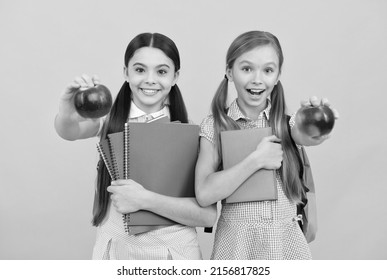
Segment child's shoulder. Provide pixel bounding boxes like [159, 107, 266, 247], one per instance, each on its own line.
[200, 114, 215, 130]
[199, 114, 216, 143]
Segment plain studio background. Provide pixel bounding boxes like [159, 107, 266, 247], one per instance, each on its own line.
[0, 0, 386, 260]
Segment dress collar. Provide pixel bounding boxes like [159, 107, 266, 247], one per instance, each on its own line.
[129, 100, 170, 120]
[227, 98, 271, 121]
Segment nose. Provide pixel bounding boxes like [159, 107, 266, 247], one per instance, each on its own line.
[145, 71, 156, 85]
[252, 71, 263, 85]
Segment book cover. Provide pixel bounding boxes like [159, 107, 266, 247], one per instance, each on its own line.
[124, 122, 199, 226]
[96, 139, 116, 180]
[107, 132, 125, 179]
[220, 127, 277, 203]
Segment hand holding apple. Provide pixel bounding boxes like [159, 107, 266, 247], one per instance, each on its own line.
[291, 97, 339, 146]
[296, 105, 335, 137]
[74, 84, 113, 119]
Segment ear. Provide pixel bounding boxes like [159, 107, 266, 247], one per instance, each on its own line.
[226, 68, 233, 82]
[123, 66, 129, 82]
[172, 70, 180, 86]
[275, 73, 281, 85]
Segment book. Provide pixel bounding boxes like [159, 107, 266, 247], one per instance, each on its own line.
[147, 115, 170, 123]
[123, 122, 199, 226]
[96, 140, 116, 180]
[97, 121, 200, 233]
[107, 132, 125, 180]
[96, 116, 170, 181]
[220, 127, 277, 203]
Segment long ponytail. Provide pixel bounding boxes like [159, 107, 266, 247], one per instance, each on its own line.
[169, 84, 188, 123]
[92, 82, 131, 226]
[270, 81, 305, 204]
[211, 76, 240, 169]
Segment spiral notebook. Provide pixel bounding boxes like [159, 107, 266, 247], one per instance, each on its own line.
[97, 121, 199, 233]
[122, 122, 198, 227]
[220, 127, 277, 203]
[96, 140, 116, 180]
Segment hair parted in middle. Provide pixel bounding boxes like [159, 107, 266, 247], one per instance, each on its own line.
[93, 33, 189, 226]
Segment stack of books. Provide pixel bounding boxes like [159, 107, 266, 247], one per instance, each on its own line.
[97, 117, 199, 234]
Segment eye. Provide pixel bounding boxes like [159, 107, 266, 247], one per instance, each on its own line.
[265, 68, 274, 73]
[134, 67, 145, 73]
[241, 66, 252, 72]
[158, 69, 168, 75]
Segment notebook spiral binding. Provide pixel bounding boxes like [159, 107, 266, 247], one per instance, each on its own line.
[107, 137, 119, 181]
[123, 122, 131, 234]
[96, 143, 114, 179]
[124, 123, 129, 180]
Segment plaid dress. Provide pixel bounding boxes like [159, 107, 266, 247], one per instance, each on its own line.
[199, 99, 312, 260]
[92, 102, 202, 260]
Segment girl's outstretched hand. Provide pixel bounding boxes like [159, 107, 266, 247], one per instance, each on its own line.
[300, 96, 340, 120]
[107, 179, 149, 214]
[254, 135, 283, 170]
[293, 96, 340, 146]
[58, 74, 100, 121]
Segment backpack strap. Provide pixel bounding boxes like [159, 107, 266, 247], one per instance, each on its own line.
[204, 227, 213, 233]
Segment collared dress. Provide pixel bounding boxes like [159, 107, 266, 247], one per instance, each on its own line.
[92, 102, 202, 260]
[199, 99, 312, 260]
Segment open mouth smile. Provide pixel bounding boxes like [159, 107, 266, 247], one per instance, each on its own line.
[141, 88, 160, 95]
[247, 89, 265, 95]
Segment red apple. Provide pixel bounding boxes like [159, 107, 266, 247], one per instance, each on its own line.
[74, 84, 112, 118]
[297, 105, 335, 137]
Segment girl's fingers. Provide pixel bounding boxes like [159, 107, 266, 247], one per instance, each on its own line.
[75, 76, 88, 88]
[300, 99, 310, 107]
[69, 81, 81, 89]
[63, 81, 81, 95]
[319, 134, 331, 141]
[112, 179, 132, 185]
[321, 98, 330, 106]
[309, 96, 319, 106]
[92, 74, 101, 85]
[266, 135, 281, 143]
[331, 108, 340, 119]
[81, 74, 94, 87]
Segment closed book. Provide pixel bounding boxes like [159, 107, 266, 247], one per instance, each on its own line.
[123, 122, 199, 226]
[107, 132, 125, 180]
[220, 127, 277, 203]
[96, 139, 116, 180]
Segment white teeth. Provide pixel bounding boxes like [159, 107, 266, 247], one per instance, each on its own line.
[248, 89, 264, 95]
[142, 89, 158, 94]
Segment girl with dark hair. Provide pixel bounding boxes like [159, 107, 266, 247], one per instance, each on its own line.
[55, 33, 216, 259]
[195, 31, 339, 259]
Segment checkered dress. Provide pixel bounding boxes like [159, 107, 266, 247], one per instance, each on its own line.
[200, 99, 312, 260]
[92, 102, 202, 260]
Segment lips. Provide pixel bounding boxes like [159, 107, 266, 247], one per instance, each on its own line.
[247, 88, 265, 95]
[141, 88, 160, 96]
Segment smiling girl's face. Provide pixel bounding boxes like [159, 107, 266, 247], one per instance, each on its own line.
[227, 45, 280, 119]
[124, 47, 179, 114]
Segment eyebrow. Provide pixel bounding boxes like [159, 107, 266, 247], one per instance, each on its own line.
[132, 62, 171, 68]
[238, 60, 278, 67]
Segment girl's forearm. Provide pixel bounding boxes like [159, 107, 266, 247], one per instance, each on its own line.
[196, 152, 262, 207]
[54, 114, 82, 141]
[54, 113, 100, 141]
[142, 192, 217, 227]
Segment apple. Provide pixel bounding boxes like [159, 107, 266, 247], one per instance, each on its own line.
[74, 84, 113, 118]
[297, 105, 335, 137]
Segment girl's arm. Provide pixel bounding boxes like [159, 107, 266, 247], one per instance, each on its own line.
[291, 96, 339, 146]
[195, 135, 283, 207]
[54, 74, 102, 141]
[107, 180, 217, 227]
